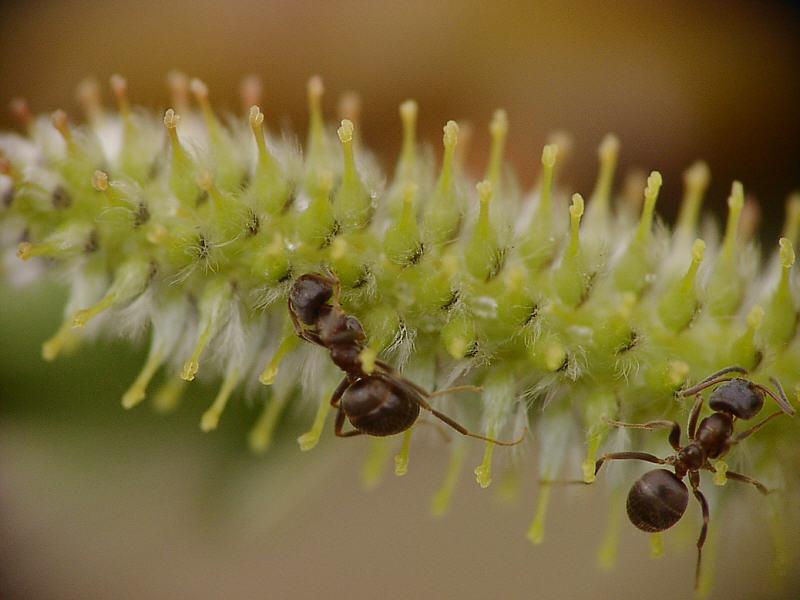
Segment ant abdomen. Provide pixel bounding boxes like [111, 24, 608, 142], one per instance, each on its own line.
[626, 469, 689, 532]
[342, 376, 421, 436]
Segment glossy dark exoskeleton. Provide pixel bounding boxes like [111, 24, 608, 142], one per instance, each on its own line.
[287, 273, 524, 445]
[592, 366, 795, 590]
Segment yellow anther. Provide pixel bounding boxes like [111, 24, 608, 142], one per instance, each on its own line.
[51, 110, 72, 143]
[541, 144, 557, 168]
[398, 100, 418, 180]
[337, 119, 354, 144]
[92, 170, 109, 192]
[474, 437, 495, 488]
[200, 369, 240, 432]
[72, 294, 116, 329]
[526, 483, 552, 544]
[721, 181, 745, 260]
[650, 533, 665, 559]
[394, 428, 413, 476]
[41, 320, 79, 361]
[121, 349, 164, 409]
[635, 170, 662, 243]
[779, 237, 795, 269]
[297, 391, 332, 451]
[16, 241, 34, 261]
[163, 108, 180, 130]
[713, 460, 729, 486]
[358, 347, 377, 374]
[249, 105, 265, 129]
[667, 360, 690, 387]
[443, 120, 459, 148]
[544, 341, 566, 372]
[259, 333, 299, 385]
[676, 161, 711, 238]
[691, 239, 706, 263]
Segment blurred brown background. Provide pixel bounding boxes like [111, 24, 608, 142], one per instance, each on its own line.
[1, 1, 799, 599]
[1, 1, 799, 230]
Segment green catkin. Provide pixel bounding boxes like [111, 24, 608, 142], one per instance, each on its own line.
[2, 76, 799, 596]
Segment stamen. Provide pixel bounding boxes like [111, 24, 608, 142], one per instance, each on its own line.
[658, 239, 705, 332]
[731, 305, 763, 369]
[337, 91, 361, 150]
[474, 426, 496, 488]
[334, 119, 372, 230]
[526, 482, 551, 544]
[109, 74, 131, 119]
[397, 100, 418, 182]
[485, 109, 508, 192]
[9, 97, 33, 131]
[239, 75, 263, 114]
[597, 490, 624, 570]
[554, 193, 587, 307]
[394, 428, 413, 476]
[181, 281, 232, 381]
[521, 144, 558, 271]
[674, 161, 711, 241]
[151, 377, 187, 414]
[51, 110, 73, 144]
[248, 391, 290, 454]
[650, 533, 665, 559]
[761, 238, 797, 348]
[465, 180, 503, 281]
[72, 259, 151, 329]
[297, 389, 332, 451]
[121, 348, 164, 409]
[304, 75, 330, 187]
[361, 438, 391, 490]
[431, 442, 466, 516]
[259, 331, 300, 385]
[41, 319, 79, 361]
[586, 134, 620, 224]
[423, 120, 461, 245]
[782, 193, 800, 248]
[76, 78, 104, 124]
[385, 183, 422, 265]
[200, 368, 240, 432]
[712, 460, 729, 486]
[166, 71, 191, 112]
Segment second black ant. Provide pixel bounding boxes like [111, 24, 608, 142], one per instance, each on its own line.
[590, 366, 795, 589]
[288, 272, 524, 445]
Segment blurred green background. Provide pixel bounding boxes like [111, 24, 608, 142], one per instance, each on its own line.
[1, 1, 799, 598]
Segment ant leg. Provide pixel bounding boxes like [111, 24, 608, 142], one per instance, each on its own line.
[753, 378, 796, 416]
[733, 410, 785, 443]
[689, 472, 709, 592]
[604, 418, 681, 451]
[687, 393, 704, 440]
[680, 377, 737, 397]
[697, 366, 747, 384]
[594, 452, 666, 477]
[331, 377, 363, 438]
[725, 470, 770, 495]
[415, 395, 525, 446]
[428, 385, 483, 399]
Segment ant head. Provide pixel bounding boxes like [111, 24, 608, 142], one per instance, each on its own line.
[289, 274, 335, 326]
[709, 378, 764, 420]
[626, 469, 688, 533]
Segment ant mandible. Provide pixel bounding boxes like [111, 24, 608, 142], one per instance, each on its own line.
[592, 366, 795, 589]
[288, 273, 524, 446]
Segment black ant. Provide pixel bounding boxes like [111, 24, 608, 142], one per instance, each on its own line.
[591, 366, 795, 589]
[288, 273, 524, 445]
